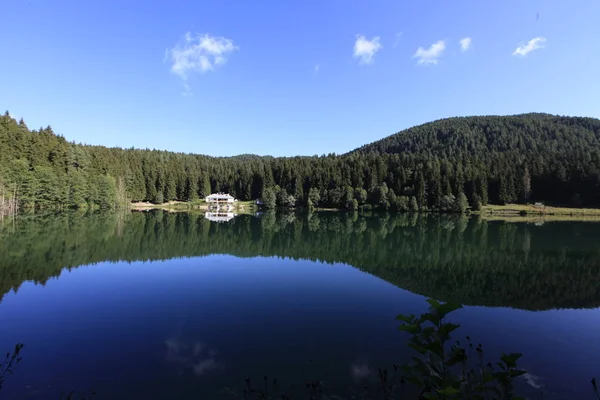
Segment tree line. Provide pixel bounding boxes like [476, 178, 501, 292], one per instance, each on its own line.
[2, 111, 600, 212]
[2, 211, 599, 311]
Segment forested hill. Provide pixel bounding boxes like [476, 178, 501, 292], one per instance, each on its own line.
[2, 111, 600, 211]
[352, 113, 600, 156]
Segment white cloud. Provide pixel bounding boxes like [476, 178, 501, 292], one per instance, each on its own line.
[393, 32, 403, 48]
[165, 32, 238, 92]
[521, 373, 543, 389]
[513, 37, 546, 56]
[353, 35, 382, 65]
[413, 40, 445, 65]
[459, 37, 472, 52]
[314, 64, 320, 72]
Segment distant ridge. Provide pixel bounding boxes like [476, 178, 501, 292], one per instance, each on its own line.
[350, 113, 600, 156]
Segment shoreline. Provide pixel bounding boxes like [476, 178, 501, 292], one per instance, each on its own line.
[130, 200, 258, 214]
[476, 203, 600, 222]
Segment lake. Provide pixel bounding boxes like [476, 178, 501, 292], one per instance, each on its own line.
[0, 211, 599, 399]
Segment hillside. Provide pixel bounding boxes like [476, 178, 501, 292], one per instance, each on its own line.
[2, 111, 600, 211]
[352, 113, 600, 156]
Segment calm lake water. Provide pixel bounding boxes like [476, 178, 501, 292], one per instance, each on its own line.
[0, 211, 599, 399]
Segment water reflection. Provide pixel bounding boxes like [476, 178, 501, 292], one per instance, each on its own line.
[165, 338, 222, 377]
[1, 211, 600, 310]
[204, 212, 236, 223]
[0, 211, 599, 399]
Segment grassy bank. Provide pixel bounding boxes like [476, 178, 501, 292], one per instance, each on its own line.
[479, 203, 600, 221]
[130, 200, 258, 213]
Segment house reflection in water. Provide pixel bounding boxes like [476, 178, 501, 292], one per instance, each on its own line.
[204, 212, 236, 223]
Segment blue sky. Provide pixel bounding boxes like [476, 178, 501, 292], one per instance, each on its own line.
[1, 0, 599, 157]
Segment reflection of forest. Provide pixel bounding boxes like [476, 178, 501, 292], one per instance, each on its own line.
[1, 211, 599, 310]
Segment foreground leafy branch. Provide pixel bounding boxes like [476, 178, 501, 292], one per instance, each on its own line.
[0, 343, 23, 391]
[397, 299, 527, 399]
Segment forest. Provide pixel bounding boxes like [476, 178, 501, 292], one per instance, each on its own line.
[2, 111, 600, 212]
[1, 211, 599, 311]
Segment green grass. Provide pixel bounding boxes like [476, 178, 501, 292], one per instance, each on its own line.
[131, 199, 258, 213]
[479, 203, 600, 221]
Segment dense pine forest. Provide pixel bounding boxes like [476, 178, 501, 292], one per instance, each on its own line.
[2, 111, 600, 212]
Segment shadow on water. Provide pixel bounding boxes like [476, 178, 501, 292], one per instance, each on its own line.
[1, 210, 600, 310]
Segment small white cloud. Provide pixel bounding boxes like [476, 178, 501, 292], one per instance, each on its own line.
[353, 35, 382, 65]
[459, 37, 472, 52]
[165, 32, 238, 92]
[513, 37, 546, 56]
[314, 64, 320, 72]
[413, 40, 445, 65]
[521, 372, 543, 389]
[393, 32, 403, 48]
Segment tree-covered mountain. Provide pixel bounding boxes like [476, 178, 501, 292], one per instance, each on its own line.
[2, 111, 600, 211]
[352, 113, 600, 157]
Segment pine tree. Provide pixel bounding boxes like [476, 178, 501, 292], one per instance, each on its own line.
[415, 171, 426, 211]
[453, 192, 469, 214]
[307, 187, 320, 211]
[409, 196, 419, 212]
[261, 187, 277, 209]
[521, 166, 531, 203]
[201, 176, 211, 198]
[97, 175, 117, 209]
[477, 174, 488, 205]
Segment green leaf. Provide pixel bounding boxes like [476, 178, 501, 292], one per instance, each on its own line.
[427, 298, 442, 310]
[493, 371, 510, 383]
[398, 323, 421, 334]
[509, 369, 527, 378]
[421, 312, 441, 325]
[395, 314, 414, 323]
[408, 342, 427, 355]
[425, 340, 445, 358]
[439, 322, 461, 338]
[436, 386, 461, 396]
[446, 348, 467, 366]
[501, 353, 522, 369]
[438, 302, 463, 317]
[422, 326, 436, 340]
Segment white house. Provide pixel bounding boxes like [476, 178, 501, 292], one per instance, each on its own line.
[205, 193, 236, 211]
[205, 193, 235, 204]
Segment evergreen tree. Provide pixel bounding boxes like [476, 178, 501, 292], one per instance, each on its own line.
[477, 174, 488, 205]
[307, 187, 321, 211]
[97, 175, 117, 209]
[261, 187, 277, 209]
[453, 192, 469, 214]
[201, 176, 211, 198]
[415, 171, 426, 211]
[354, 187, 368, 204]
[409, 196, 419, 212]
[66, 171, 88, 208]
[521, 166, 531, 203]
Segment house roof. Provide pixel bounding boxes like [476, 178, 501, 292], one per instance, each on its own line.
[205, 193, 235, 200]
